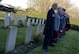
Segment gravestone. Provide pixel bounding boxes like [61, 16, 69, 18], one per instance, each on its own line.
[4, 13, 10, 28]
[36, 19, 42, 35]
[35, 19, 38, 25]
[20, 17, 26, 26]
[14, 16, 18, 26]
[32, 18, 35, 24]
[10, 13, 14, 21]
[5, 16, 18, 53]
[42, 19, 44, 25]
[5, 26, 18, 53]
[25, 18, 32, 44]
[25, 16, 27, 21]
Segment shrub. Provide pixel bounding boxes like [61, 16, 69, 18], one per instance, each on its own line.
[71, 24, 79, 31]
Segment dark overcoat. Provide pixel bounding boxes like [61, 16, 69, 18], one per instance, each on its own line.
[43, 8, 55, 37]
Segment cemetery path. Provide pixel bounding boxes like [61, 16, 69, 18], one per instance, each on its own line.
[27, 30, 79, 54]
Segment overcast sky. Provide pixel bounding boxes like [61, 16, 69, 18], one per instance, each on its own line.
[70, 0, 79, 8]
[1, 0, 79, 9]
[1, 0, 29, 9]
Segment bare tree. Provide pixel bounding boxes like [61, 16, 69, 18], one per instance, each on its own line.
[28, 0, 79, 18]
[28, 0, 51, 13]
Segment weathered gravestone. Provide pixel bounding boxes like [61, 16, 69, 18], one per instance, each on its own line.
[5, 16, 18, 53]
[4, 13, 10, 28]
[32, 18, 35, 24]
[5, 26, 18, 53]
[42, 19, 44, 25]
[36, 19, 42, 35]
[25, 18, 32, 44]
[20, 16, 26, 26]
[14, 16, 18, 26]
[35, 19, 38, 25]
[9, 13, 14, 21]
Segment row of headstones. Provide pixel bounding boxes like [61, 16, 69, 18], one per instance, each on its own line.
[4, 13, 45, 53]
[4, 13, 45, 28]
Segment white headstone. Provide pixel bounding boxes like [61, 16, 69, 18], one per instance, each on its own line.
[27, 18, 31, 26]
[4, 13, 10, 28]
[24, 16, 27, 21]
[14, 16, 18, 26]
[32, 18, 35, 24]
[5, 26, 18, 53]
[35, 19, 38, 24]
[24, 17, 26, 21]
[36, 25, 42, 35]
[36, 19, 42, 35]
[42, 19, 44, 25]
[25, 18, 32, 44]
[39, 19, 42, 25]
[25, 26, 32, 44]
[10, 14, 14, 21]
[20, 17, 26, 26]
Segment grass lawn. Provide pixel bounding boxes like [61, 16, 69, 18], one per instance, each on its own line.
[28, 30, 79, 54]
[0, 17, 79, 53]
[0, 29, 8, 52]
[70, 18, 79, 25]
[0, 20, 4, 28]
[0, 26, 38, 52]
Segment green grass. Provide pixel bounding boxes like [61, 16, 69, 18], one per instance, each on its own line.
[0, 29, 8, 52]
[16, 27, 26, 45]
[0, 20, 4, 28]
[16, 26, 38, 45]
[0, 26, 38, 52]
[0, 11, 79, 53]
[70, 18, 79, 25]
[0, 17, 79, 52]
[28, 30, 79, 54]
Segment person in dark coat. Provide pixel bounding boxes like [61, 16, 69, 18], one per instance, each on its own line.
[42, 3, 58, 52]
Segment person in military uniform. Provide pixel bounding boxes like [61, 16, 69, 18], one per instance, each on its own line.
[42, 3, 58, 52]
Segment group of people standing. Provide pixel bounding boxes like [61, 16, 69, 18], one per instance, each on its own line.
[42, 3, 71, 52]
